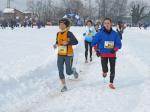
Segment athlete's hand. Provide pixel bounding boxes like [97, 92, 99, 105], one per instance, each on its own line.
[62, 41, 69, 46]
[53, 44, 57, 49]
[94, 46, 98, 52]
[111, 48, 119, 54]
[89, 30, 92, 33]
[83, 33, 86, 36]
[110, 49, 116, 54]
[96, 51, 100, 57]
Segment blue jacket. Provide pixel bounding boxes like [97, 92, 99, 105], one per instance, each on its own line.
[83, 26, 96, 42]
[92, 28, 122, 57]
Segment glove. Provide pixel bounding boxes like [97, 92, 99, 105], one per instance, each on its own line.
[96, 51, 100, 57]
[94, 46, 98, 52]
[83, 33, 86, 36]
[110, 49, 116, 54]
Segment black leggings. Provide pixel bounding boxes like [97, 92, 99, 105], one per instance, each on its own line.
[101, 57, 116, 83]
[85, 41, 92, 60]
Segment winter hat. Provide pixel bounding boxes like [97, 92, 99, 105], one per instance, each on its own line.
[59, 18, 71, 28]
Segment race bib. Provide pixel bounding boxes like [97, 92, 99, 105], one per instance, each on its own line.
[104, 41, 114, 49]
[58, 46, 67, 55]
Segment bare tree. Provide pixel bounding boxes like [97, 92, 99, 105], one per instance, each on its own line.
[27, 0, 56, 22]
[130, 2, 150, 25]
[96, 0, 101, 19]
[26, 0, 129, 24]
[94, 0, 128, 22]
[109, 0, 128, 22]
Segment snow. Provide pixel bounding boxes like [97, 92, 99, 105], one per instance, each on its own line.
[3, 8, 15, 13]
[23, 11, 32, 14]
[0, 26, 150, 112]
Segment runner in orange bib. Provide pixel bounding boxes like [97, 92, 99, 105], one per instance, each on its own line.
[53, 18, 79, 92]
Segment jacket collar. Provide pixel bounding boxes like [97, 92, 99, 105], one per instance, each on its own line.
[60, 27, 70, 33]
[104, 27, 112, 34]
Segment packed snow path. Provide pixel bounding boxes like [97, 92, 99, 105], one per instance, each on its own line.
[0, 27, 150, 112]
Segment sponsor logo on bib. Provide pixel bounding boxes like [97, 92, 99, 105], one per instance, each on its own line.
[104, 41, 114, 49]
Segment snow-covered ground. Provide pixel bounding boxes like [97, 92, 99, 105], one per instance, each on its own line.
[0, 26, 150, 112]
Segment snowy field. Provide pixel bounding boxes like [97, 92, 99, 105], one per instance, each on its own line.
[0, 26, 150, 112]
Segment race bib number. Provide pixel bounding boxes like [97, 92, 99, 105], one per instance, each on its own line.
[104, 41, 114, 49]
[58, 46, 67, 55]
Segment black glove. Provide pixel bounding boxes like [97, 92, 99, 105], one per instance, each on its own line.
[96, 51, 100, 57]
[83, 33, 86, 36]
[89, 30, 92, 33]
[110, 49, 116, 54]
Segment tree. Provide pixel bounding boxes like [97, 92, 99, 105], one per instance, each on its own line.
[95, 0, 127, 22]
[26, 0, 129, 24]
[96, 0, 101, 19]
[109, 0, 128, 23]
[131, 3, 150, 25]
[27, 0, 56, 23]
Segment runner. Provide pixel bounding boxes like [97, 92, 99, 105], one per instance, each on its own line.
[92, 18, 122, 89]
[83, 20, 96, 63]
[53, 18, 79, 92]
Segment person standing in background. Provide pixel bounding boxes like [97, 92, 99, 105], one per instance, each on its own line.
[116, 21, 125, 40]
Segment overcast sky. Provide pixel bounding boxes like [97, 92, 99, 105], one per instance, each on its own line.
[0, 0, 150, 11]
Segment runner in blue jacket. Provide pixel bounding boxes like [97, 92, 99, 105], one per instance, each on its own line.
[92, 18, 122, 89]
